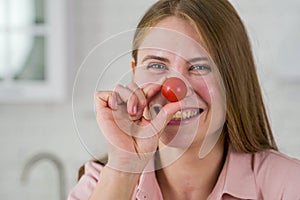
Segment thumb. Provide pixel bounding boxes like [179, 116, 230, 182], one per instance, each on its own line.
[148, 102, 182, 137]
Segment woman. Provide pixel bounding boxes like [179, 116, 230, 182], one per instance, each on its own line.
[68, 0, 300, 199]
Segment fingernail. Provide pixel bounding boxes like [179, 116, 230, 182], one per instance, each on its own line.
[112, 93, 118, 110]
[114, 101, 118, 110]
[133, 105, 137, 114]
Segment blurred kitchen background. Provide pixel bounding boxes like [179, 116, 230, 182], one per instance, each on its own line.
[0, 0, 299, 199]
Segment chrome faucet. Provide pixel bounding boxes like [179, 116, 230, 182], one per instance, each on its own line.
[21, 152, 66, 200]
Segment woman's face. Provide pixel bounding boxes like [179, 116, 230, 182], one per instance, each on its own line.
[133, 16, 226, 152]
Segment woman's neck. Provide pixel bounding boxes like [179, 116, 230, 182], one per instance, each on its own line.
[156, 139, 226, 200]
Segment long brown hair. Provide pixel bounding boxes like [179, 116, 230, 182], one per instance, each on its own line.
[132, 0, 277, 153]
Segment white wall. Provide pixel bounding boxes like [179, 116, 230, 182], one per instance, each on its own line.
[0, 1, 157, 199]
[0, 0, 299, 199]
[231, 0, 300, 157]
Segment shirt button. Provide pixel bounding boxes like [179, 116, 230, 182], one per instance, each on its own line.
[142, 193, 148, 199]
[137, 190, 149, 199]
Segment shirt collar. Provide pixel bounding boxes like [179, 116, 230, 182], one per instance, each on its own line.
[209, 147, 258, 199]
[136, 147, 259, 200]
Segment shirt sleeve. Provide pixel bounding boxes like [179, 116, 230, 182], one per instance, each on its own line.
[254, 150, 300, 200]
[68, 161, 103, 200]
[281, 159, 300, 200]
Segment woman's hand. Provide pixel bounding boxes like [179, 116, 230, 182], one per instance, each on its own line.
[95, 82, 181, 173]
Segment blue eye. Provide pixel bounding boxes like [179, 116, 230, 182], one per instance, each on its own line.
[147, 63, 168, 71]
[189, 64, 211, 75]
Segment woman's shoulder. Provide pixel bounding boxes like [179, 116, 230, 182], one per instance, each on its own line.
[68, 159, 107, 200]
[253, 149, 300, 173]
[252, 149, 300, 198]
[77, 155, 108, 180]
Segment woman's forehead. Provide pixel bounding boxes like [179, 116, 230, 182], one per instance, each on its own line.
[137, 31, 209, 63]
[154, 16, 202, 44]
[137, 48, 209, 64]
[136, 17, 209, 61]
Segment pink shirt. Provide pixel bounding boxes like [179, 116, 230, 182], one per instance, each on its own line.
[68, 148, 300, 200]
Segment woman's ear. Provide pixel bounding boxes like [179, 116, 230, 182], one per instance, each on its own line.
[131, 59, 135, 74]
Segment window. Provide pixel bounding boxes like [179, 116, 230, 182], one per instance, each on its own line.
[0, 0, 66, 103]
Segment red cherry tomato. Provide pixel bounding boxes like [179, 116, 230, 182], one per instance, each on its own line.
[162, 77, 187, 102]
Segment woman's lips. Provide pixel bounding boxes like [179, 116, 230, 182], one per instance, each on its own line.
[152, 105, 203, 125]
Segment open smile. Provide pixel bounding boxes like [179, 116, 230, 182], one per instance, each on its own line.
[153, 105, 204, 125]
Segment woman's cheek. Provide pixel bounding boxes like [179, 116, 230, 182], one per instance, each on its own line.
[206, 77, 227, 127]
[134, 71, 163, 88]
[190, 78, 211, 104]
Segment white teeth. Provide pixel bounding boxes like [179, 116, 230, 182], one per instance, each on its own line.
[182, 112, 187, 119]
[175, 112, 181, 119]
[152, 105, 201, 121]
[171, 110, 200, 120]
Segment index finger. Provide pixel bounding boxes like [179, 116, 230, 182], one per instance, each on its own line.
[141, 77, 166, 100]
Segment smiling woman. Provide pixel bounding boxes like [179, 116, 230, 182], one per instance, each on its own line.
[68, 0, 300, 200]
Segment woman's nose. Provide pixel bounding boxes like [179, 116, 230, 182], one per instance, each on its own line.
[161, 77, 187, 102]
[185, 84, 194, 97]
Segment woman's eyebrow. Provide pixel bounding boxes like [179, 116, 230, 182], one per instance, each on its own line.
[141, 55, 170, 63]
[187, 57, 209, 63]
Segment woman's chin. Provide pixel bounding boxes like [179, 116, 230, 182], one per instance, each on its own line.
[159, 128, 199, 149]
